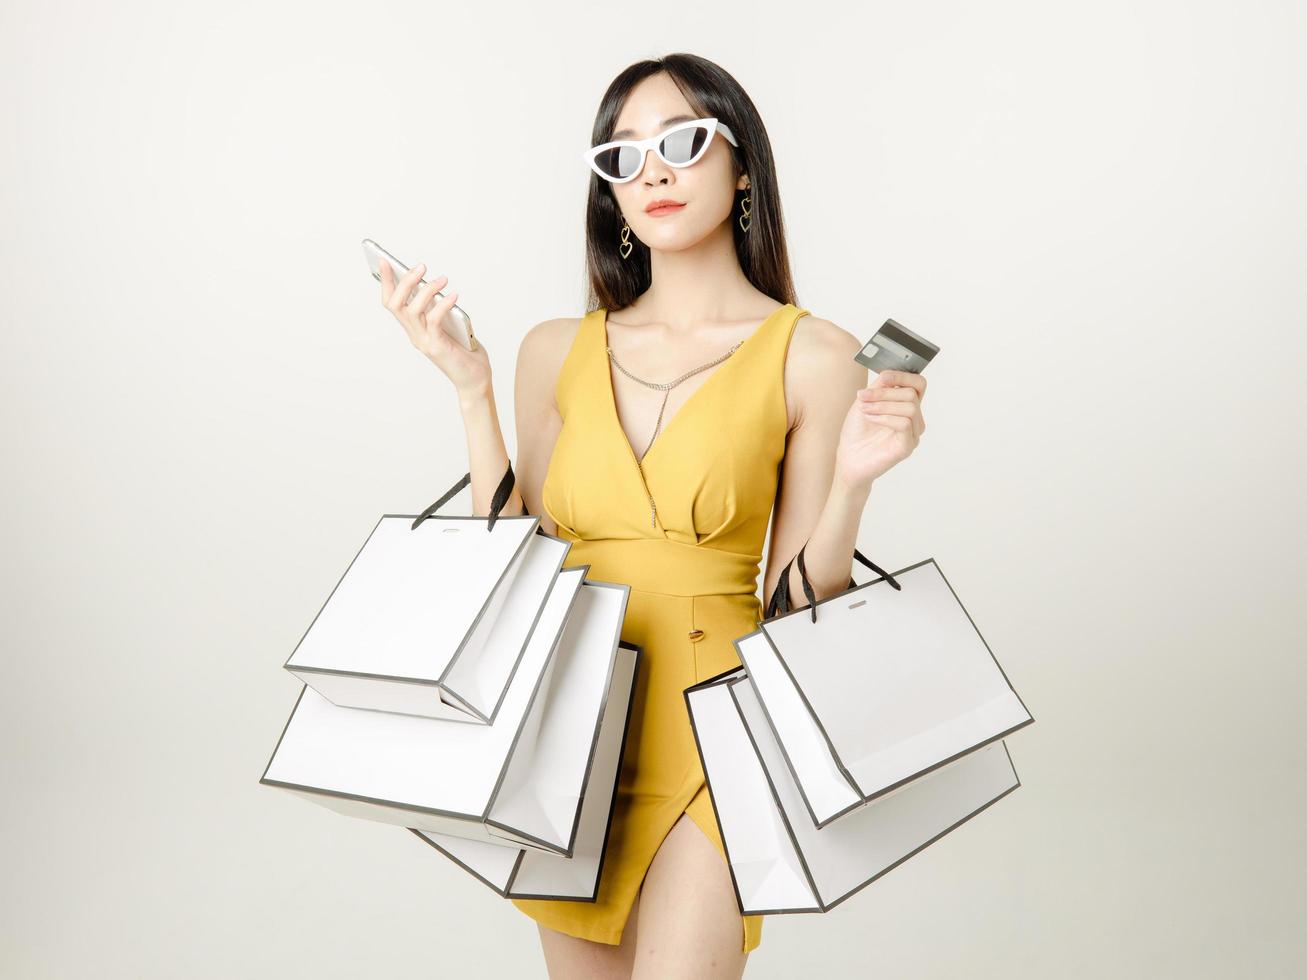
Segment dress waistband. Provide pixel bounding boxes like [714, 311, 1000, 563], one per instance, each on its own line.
[562, 537, 761, 598]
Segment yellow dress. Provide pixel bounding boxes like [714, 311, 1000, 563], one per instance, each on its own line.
[511, 301, 810, 955]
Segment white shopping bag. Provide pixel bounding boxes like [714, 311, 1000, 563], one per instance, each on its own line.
[741, 555, 1033, 827]
[684, 667, 1020, 915]
[261, 573, 632, 854]
[410, 642, 639, 901]
[284, 470, 570, 723]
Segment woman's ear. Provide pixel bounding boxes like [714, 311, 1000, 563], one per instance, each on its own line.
[736, 172, 750, 192]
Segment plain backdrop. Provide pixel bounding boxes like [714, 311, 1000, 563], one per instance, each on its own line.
[2, 1, 1303, 977]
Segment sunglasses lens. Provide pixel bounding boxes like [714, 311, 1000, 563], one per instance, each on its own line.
[660, 124, 711, 165]
[594, 145, 644, 180]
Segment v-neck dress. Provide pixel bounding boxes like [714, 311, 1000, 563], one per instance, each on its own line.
[509, 302, 810, 955]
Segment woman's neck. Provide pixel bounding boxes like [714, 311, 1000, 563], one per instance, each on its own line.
[632, 221, 764, 329]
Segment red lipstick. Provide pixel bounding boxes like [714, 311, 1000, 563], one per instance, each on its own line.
[645, 198, 686, 216]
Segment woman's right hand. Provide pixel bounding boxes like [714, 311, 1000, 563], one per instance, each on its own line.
[379, 258, 492, 401]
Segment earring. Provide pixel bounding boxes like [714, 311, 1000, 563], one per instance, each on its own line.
[619, 216, 633, 259]
[738, 188, 752, 233]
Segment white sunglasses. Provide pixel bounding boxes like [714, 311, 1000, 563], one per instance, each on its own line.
[582, 117, 739, 184]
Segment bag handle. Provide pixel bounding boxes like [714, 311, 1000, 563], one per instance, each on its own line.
[410, 460, 523, 531]
[764, 543, 901, 623]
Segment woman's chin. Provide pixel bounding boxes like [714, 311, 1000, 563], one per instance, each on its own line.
[642, 227, 715, 253]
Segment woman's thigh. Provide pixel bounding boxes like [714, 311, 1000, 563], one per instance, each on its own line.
[537, 891, 640, 980]
[631, 813, 749, 980]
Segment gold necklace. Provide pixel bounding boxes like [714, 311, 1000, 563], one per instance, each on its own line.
[606, 338, 745, 528]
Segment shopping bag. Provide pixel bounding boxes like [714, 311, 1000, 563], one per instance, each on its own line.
[739, 552, 1033, 827]
[261, 572, 632, 854]
[409, 642, 639, 901]
[284, 467, 572, 723]
[684, 666, 1020, 915]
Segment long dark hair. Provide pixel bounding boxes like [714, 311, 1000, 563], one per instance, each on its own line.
[583, 53, 798, 313]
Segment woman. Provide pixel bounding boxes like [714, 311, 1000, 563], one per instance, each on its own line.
[379, 52, 926, 980]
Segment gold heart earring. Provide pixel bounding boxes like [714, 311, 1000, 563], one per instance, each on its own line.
[738, 184, 752, 233]
[619, 216, 633, 259]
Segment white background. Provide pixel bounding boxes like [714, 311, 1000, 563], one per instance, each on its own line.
[2, 0, 1303, 977]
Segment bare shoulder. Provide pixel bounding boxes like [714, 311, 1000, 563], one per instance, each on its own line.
[783, 313, 868, 430]
[518, 314, 583, 364]
[516, 315, 585, 412]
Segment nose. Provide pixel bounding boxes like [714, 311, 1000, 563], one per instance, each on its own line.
[638, 146, 674, 186]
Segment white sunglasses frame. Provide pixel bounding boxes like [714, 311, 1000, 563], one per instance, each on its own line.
[582, 117, 739, 184]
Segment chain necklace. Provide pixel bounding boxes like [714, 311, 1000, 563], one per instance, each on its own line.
[606, 338, 745, 528]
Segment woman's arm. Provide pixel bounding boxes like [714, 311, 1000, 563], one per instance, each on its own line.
[762, 317, 870, 609]
[457, 382, 525, 519]
[377, 262, 525, 519]
[510, 318, 577, 533]
[459, 317, 577, 528]
[763, 318, 929, 613]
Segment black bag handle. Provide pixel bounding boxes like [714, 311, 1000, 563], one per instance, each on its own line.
[410, 460, 523, 531]
[764, 543, 901, 623]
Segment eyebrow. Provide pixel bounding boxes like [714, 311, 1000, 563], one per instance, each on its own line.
[610, 114, 698, 140]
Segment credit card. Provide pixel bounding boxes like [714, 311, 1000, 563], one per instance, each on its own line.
[854, 319, 940, 374]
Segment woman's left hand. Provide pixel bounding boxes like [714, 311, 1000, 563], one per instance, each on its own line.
[834, 370, 928, 492]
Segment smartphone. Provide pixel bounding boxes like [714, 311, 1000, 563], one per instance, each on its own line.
[362, 238, 477, 351]
[854, 318, 939, 374]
